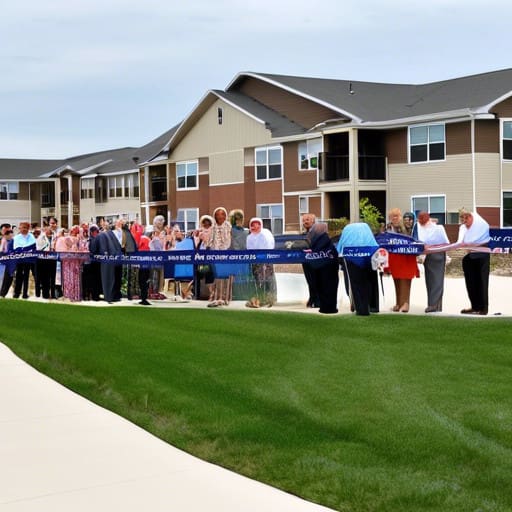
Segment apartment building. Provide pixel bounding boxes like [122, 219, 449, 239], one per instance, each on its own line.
[2, 68, 512, 233]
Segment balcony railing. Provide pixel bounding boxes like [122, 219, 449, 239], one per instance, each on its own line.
[358, 155, 386, 180]
[318, 153, 349, 182]
[319, 153, 386, 182]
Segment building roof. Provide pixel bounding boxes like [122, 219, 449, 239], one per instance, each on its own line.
[132, 125, 180, 165]
[0, 158, 65, 180]
[229, 68, 512, 124]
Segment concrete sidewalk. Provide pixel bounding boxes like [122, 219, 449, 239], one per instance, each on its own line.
[0, 342, 335, 512]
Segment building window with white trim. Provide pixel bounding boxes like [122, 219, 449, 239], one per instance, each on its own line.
[0, 182, 19, 200]
[176, 161, 198, 190]
[108, 176, 123, 198]
[411, 195, 446, 224]
[257, 203, 283, 234]
[176, 208, 198, 232]
[255, 146, 282, 180]
[81, 178, 94, 199]
[409, 124, 445, 163]
[503, 192, 512, 227]
[298, 138, 322, 170]
[503, 121, 512, 160]
[124, 173, 139, 198]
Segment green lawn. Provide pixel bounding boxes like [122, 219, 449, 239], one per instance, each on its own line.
[2, 300, 512, 512]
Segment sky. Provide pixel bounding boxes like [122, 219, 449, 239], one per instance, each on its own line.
[1, 0, 511, 160]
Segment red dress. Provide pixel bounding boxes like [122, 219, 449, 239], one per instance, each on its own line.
[387, 253, 419, 279]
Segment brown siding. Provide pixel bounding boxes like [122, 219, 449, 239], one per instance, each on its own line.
[139, 169, 145, 202]
[309, 196, 322, 219]
[255, 180, 282, 206]
[168, 163, 176, 216]
[208, 183, 246, 217]
[446, 122, 471, 155]
[490, 96, 512, 117]
[238, 77, 344, 129]
[385, 128, 407, 164]
[284, 196, 299, 232]
[283, 141, 318, 192]
[475, 120, 500, 153]
[476, 206, 500, 228]
[19, 182, 30, 200]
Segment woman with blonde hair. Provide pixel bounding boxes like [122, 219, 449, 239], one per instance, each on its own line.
[385, 208, 419, 313]
[208, 207, 233, 307]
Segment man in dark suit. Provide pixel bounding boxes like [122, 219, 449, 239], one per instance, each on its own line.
[86, 225, 102, 301]
[301, 213, 320, 308]
[97, 218, 137, 303]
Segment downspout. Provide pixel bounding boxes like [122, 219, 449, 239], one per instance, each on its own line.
[144, 167, 150, 224]
[471, 117, 476, 212]
[67, 174, 73, 228]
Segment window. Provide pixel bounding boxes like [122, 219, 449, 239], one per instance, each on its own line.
[108, 176, 123, 198]
[217, 107, 223, 125]
[176, 161, 198, 190]
[176, 208, 198, 232]
[503, 121, 512, 160]
[257, 203, 283, 234]
[0, 182, 19, 200]
[81, 178, 94, 199]
[41, 183, 54, 207]
[412, 195, 446, 224]
[95, 177, 108, 203]
[298, 138, 322, 170]
[503, 192, 512, 227]
[255, 146, 282, 180]
[124, 173, 139, 198]
[409, 124, 445, 163]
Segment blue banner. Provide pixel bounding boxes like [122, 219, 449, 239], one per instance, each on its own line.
[2, 229, 512, 266]
[375, 232, 424, 255]
[489, 228, 512, 249]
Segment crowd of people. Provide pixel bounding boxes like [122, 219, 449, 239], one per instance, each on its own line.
[0, 206, 492, 315]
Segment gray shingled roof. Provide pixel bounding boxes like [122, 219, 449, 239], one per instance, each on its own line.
[0, 158, 64, 180]
[240, 68, 512, 123]
[132, 124, 180, 164]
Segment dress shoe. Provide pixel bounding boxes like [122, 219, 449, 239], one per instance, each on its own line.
[138, 299, 151, 306]
[425, 306, 441, 313]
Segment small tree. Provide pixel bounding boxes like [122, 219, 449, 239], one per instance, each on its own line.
[359, 197, 384, 234]
[327, 217, 349, 239]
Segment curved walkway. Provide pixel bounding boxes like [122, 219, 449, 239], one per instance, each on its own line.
[0, 342, 334, 511]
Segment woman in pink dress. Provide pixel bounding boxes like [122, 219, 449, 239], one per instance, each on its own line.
[55, 226, 84, 302]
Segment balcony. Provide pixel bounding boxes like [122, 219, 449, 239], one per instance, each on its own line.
[358, 155, 386, 181]
[318, 153, 349, 182]
[319, 153, 386, 183]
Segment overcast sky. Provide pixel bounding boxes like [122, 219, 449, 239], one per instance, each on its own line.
[1, 0, 511, 159]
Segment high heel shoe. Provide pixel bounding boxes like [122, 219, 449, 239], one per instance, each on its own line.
[399, 302, 409, 313]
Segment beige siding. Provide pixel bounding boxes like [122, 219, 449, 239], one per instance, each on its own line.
[0, 200, 32, 225]
[502, 162, 512, 190]
[388, 154, 473, 213]
[93, 198, 141, 220]
[209, 150, 245, 185]
[475, 153, 501, 205]
[171, 99, 272, 163]
[79, 199, 97, 223]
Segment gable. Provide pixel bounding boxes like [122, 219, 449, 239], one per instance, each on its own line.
[170, 99, 273, 163]
[235, 76, 348, 130]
